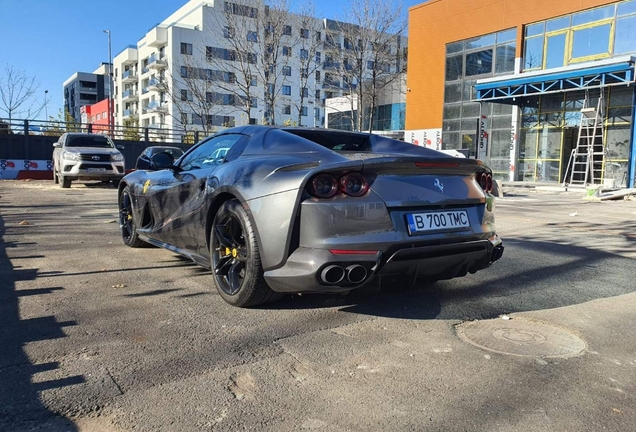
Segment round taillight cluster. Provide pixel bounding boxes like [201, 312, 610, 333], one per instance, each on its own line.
[308, 172, 369, 198]
[476, 172, 493, 193]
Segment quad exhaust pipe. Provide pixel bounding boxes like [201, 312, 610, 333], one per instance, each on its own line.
[320, 264, 368, 285]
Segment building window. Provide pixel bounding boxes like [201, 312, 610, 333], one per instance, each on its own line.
[282, 85, 291, 95]
[250, 97, 257, 108]
[282, 66, 292, 76]
[247, 31, 258, 42]
[301, 87, 308, 97]
[300, 28, 309, 39]
[180, 43, 193, 55]
[224, 2, 258, 18]
[250, 75, 257, 86]
[316, 52, 321, 63]
[344, 37, 354, 50]
[283, 25, 292, 36]
[300, 48, 308, 59]
[181, 89, 190, 101]
[223, 26, 235, 38]
[283, 104, 291, 114]
[316, 31, 321, 41]
[315, 89, 320, 100]
[367, 60, 375, 70]
[301, 106, 308, 116]
[180, 66, 188, 78]
[282, 46, 291, 56]
[249, 117, 256, 125]
[315, 71, 320, 81]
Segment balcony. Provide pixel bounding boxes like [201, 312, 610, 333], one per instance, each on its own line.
[148, 55, 167, 70]
[123, 109, 138, 117]
[145, 100, 168, 112]
[117, 46, 138, 65]
[122, 70, 137, 83]
[148, 78, 167, 91]
[146, 27, 168, 48]
[122, 89, 138, 102]
[141, 67, 150, 75]
[142, 86, 150, 94]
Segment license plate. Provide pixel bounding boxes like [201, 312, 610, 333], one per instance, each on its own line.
[86, 168, 106, 173]
[406, 210, 470, 234]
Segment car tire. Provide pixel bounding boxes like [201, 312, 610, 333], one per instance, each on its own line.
[210, 199, 283, 307]
[60, 175, 71, 188]
[119, 185, 147, 248]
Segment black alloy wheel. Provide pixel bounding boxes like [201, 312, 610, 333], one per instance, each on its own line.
[119, 186, 146, 248]
[212, 212, 248, 296]
[210, 199, 282, 307]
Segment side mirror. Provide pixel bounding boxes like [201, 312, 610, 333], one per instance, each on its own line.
[117, 144, 125, 150]
[53, 142, 61, 148]
[150, 152, 174, 171]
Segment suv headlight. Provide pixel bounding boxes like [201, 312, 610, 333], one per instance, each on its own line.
[62, 151, 81, 161]
[111, 153, 125, 162]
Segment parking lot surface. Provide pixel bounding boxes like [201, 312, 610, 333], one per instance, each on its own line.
[1, 180, 635, 431]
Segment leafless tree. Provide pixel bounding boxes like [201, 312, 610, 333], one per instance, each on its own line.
[164, 53, 227, 136]
[327, 0, 406, 132]
[288, 4, 324, 126]
[0, 64, 47, 122]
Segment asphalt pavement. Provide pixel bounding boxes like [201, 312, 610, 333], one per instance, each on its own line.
[1, 180, 635, 432]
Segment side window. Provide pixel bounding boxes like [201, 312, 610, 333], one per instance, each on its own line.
[178, 134, 243, 171]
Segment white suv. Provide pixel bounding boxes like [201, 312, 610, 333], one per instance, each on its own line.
[52, 133, 125, 188]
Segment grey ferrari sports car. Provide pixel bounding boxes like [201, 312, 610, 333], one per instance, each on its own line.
[118, 126, 503, 307]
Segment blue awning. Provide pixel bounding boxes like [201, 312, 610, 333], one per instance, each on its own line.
[474, 56, 636, 103]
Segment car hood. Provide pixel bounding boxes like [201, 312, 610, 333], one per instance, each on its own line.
[64, 147, 121, 155]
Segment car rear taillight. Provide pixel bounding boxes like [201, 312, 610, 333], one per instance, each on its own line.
[309, 173, 339, 198]
[308, 172, 369, 198]
[339, 172, 369, 197]
[476, 172, 493, 193]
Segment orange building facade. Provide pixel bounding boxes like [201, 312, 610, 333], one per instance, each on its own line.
[406, 0, 636, 187]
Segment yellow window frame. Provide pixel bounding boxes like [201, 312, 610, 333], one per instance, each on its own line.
[567, 19, 615, 64]
[542, 29, 569, 69]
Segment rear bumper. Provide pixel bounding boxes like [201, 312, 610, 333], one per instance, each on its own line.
[264, 235, 503, 293]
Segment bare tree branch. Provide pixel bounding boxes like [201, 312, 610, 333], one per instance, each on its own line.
[0, 64, 45, 122]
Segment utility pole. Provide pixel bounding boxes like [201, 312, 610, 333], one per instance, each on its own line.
[103, 29, 114, 136]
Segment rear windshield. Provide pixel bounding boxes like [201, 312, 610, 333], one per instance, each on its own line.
[66, 135, 114, 148]
[152, 147, 184, 158]
[285, 130, 370, 152]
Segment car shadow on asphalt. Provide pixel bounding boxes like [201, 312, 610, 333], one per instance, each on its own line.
[262, 237, 636, 321]
[0, 216, 80, 431]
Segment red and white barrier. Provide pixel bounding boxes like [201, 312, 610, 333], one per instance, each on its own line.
[0, 159, 53, 180]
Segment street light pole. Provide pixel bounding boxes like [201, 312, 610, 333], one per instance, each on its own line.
[103, 30, 114, 136]
[44, 90, 49, 120]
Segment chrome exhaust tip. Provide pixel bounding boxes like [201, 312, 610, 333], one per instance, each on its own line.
[346, 265, 368, 284]
[321, 265, 345, 285]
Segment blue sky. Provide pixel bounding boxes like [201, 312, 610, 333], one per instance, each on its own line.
[0, 0, 419, 120]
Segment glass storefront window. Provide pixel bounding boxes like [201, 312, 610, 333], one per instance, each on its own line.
[545, 33, 566, 68]
[445, 55, 463, 81]
[462, 103, 481, 117]
[465, 49, 493, 76]
[609, 86, 633, 106]
[446, 41, 464, 54]
[606, 125, 632, 159]
[571, 24, 612, 60]
[572, 5, 614, 26]
[524, 37, 544, 70]
[614, 15, 636, 54]
[461, 118, 478, 131]
[465, 34, 496, 50]
[519, 130, 539, 159]
[444, 83, 462, 103]
[443, 104, 461, 119]
[618, 0, 636, 16]
[546, 16, 571, 32]
[490, 130, 513, 157]
[526, 22, 544, 37]
[443, 119, 461, 131]
[442, 132, 460, 149]
[495, 44, 516, 73]
[537, 128, 562, 159]
[519, 160, 537, 181]
[497, 28, 517, 43]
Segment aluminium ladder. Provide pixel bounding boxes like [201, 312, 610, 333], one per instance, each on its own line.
[563, 89, 607, 188]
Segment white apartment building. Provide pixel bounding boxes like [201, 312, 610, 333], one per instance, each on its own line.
[113, 0, 405, 141]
